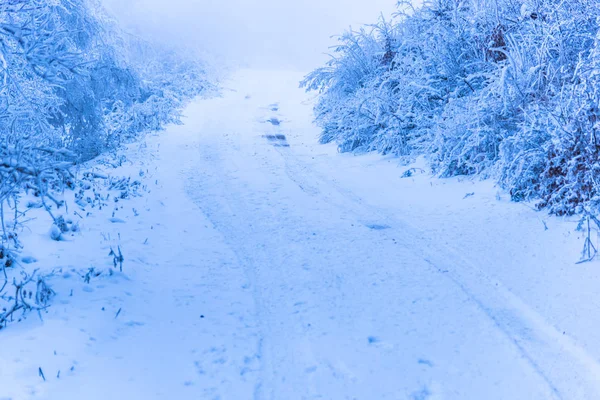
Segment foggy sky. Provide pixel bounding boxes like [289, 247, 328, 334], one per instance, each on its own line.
[102, 0, 401, 71]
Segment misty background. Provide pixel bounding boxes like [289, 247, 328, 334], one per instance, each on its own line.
[102, 0, 403, 70]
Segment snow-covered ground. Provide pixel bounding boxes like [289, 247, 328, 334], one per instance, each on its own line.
[2, 69, 600, 399]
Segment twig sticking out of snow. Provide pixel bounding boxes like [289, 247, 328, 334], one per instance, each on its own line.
[0, 270, 54, 330]
[109, 246, 124, 272]
[577, 213, 599, 264]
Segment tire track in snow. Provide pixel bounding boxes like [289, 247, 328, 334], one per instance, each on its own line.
[273, 142, 600, 400]
[184, 141, 277, 400]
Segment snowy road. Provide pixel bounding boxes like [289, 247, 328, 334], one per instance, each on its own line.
[4, 69, 600, 399]
[161, 70, 600, 399]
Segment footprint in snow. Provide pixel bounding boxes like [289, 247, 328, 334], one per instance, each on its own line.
[262, 134, 290, 148]
[266, 117, 281, 126]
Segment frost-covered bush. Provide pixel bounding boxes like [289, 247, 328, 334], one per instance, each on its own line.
[305, 0, 600, 215]
[302, 20, 394, 152]
[498, 1, 600, 214]
[0, 0, 208, 265]
[0, 0, 209, 328]
[302, 1, 503, 157]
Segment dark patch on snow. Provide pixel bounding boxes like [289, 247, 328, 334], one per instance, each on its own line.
[418, 358, 434, 367]
[21, 256, 38, 264]
[401, 168, 426, 178]
[125, 321, 145, 327]
[262, 134, 290, 148]
[366, 223, 391, 230]
[275, 134, 286, 140]
[269, 103, 280, 112]
[411, 386, 432, 400]
[263, 134, 287, 141]
[266, 117, 281, 126]
[194, 360, 206, 375]
[367, 336, 380, 344]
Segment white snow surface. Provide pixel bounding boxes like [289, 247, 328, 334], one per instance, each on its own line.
[2, 69, 600, 399]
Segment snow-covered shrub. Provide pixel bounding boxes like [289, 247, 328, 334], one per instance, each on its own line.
[301, 18, 396, 152]
[0, 0, 209, 324]
[305, 0, 600, 215]
[0, 270, 55, 330]
[303, 1, 505, 157]
[497, 0, 600, 213]
[0, 0, 208, 218]
[0, 1, 81, 225]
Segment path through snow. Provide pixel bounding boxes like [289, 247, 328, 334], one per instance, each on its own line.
[3, 69, 600, 399]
